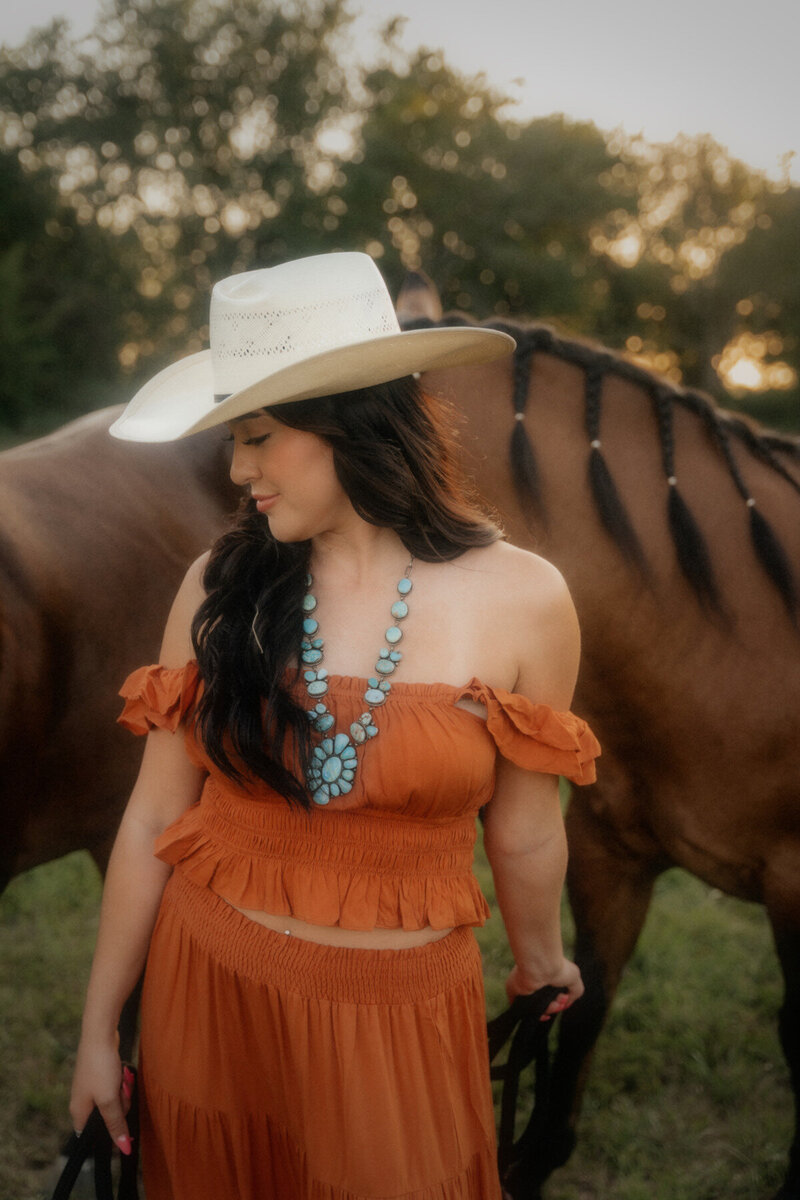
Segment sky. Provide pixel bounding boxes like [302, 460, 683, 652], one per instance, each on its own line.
[1, 0, 798, 183]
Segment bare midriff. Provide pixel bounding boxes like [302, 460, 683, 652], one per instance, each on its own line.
[227, 902, 454, 948]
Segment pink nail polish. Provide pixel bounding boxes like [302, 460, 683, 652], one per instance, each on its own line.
[116, 1135, 133, 1156]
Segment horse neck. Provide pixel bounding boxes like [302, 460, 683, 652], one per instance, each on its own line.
[451, 354, 800, 718]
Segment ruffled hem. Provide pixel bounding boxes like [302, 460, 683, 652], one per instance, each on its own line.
[118, 662, 201, 736]
[141, 1071, 501, 1200]
[155, 811, 491, 931]
[456, 678, 600, 785]
[117, 663, 600, 788]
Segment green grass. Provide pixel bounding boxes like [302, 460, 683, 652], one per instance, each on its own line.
[1, 847, 793, 1199]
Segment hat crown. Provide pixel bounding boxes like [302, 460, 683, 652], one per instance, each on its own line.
[210, 252, 399, 395]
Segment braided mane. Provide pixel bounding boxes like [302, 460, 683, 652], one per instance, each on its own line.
[405, 314, 800, 620]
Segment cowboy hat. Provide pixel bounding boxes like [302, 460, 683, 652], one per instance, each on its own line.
[109, 252, 515, 443]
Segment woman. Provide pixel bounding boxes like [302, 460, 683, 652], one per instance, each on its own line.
[70, 252, 599, 1199]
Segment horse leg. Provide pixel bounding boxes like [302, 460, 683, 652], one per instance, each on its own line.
[769, 918, 800, 1200]
[533, 792, 663, 1186]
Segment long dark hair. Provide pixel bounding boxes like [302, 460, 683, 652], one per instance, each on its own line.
[191, 375, 501, 807]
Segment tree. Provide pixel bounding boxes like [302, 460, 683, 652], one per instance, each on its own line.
[0, 0, 356, 424]
[337, 43, 634, 328]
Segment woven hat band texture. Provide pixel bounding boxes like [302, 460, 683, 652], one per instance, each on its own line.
[210, 258, 398, 395]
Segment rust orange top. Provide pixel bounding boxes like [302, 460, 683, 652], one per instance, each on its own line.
[119, 662, 600, 931]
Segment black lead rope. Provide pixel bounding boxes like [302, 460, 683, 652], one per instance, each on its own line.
[51, 1068, 140, 1200]
[487, 986, 566, 1200]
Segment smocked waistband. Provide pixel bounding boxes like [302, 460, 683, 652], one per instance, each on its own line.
[164, 869, 482, 1004]
[200, 776, 478, 874]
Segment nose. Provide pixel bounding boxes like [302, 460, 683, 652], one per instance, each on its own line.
[229, 443, 260, 487]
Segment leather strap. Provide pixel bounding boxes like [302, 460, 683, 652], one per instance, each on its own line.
[488, 987, 565, 1199]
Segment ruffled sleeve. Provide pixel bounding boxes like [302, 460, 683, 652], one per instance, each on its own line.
[456, 678, 600, 785]
[118, 662, 201, 736]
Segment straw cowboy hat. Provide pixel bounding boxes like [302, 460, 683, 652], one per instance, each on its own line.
[110, 251, 515, 443]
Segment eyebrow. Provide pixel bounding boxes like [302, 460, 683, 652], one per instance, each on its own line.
[229, 409, 271, 427]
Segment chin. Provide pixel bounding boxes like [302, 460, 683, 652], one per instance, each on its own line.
[265, 516, 312, 544]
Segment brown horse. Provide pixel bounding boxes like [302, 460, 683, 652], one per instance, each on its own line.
[0, 407, 237, 889]
[399, 273, 800, 1200]
[4, 294, 800, 1197]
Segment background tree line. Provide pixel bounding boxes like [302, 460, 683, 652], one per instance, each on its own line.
[0, 0, 797, 439]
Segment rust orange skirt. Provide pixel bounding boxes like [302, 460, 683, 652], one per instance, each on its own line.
[139, 870, 502, 1199]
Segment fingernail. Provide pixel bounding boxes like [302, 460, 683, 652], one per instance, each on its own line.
[116, 1135, 133, 1156]
[122, 1066, 134, 1084]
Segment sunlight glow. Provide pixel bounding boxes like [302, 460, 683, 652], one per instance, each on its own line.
[714, 331, 798, 393]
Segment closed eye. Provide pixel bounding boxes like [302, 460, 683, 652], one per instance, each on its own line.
[222, 433, 270, 446]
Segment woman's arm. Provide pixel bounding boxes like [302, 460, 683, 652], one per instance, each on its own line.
[69, 554, 209, 1148]
[482, 554, 584, 1018]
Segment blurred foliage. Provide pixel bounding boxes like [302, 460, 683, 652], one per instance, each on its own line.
[0, 0, 797, 435]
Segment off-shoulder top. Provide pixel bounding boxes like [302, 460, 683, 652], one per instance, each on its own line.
[119, 662, 600, 931]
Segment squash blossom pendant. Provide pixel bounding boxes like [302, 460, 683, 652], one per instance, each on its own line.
[302, 563, 413, 805]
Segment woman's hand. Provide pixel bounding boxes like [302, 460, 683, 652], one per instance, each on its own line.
[505, 956, 584, 1020]
[69, 1035, 134, 1155]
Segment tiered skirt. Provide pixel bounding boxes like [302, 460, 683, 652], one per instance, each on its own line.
[139, 871, 502, 1199]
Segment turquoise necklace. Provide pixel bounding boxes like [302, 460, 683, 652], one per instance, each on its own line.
[301, 559, 413, 806]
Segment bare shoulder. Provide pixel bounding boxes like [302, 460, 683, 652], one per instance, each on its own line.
[468, 541, 572, 615]
[158, 551, 211, 666]
[466, 542, 580, 708]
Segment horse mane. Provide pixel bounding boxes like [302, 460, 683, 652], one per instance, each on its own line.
[404, 313, 800, 621]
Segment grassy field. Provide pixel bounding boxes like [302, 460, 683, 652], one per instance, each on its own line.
[1, 845, 792, 1200]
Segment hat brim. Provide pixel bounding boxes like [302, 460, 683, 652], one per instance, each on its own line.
[109, 326, 515, 443]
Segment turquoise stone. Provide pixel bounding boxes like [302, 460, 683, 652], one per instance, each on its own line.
[322, 756, 342, 783]
[302, 562, 415, 800]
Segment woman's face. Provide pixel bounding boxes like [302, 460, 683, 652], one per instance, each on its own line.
[227, 410, 352, 543]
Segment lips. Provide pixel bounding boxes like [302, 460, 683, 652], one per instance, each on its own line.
[252, 493, 278, 512]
